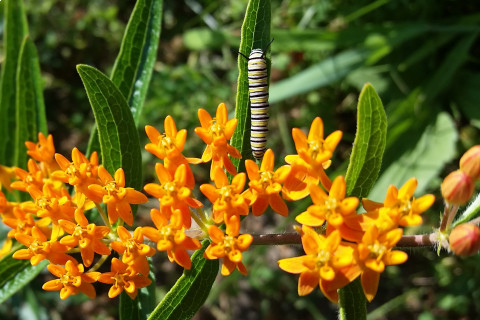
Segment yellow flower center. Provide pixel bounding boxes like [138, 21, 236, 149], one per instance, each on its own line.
[73, 225, 87, 238]
[60, 273, 77, 285]
[315, 250, 331, 268]
[308, 140, 324, 160]
[104, 181, 119, 195]
[113, 273, 127, 287]
[367, 242, 386, 260]
[37, 197, 53, 210]
[161, 136, 176, 152]
[222, 235, 236, 253]
[259, 171, 274, 188]
[30, 240, 47, 253]
[65, 164, 78, 177]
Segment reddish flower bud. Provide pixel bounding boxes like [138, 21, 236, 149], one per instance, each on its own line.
[460, 145, 480, 180]
[441, 170, 474, 205]
[449, 223, 480, 256]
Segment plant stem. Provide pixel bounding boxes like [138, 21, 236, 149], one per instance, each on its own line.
[95, 203, 112, 230]
[250, 232, 438, 247]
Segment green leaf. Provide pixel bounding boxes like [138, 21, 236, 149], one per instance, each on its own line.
[119, 258, 156, 320]
[0, 0, 29, 166]
[369, 112, 457, 200]
[345, 83, 387, 198]
[15, 36, 47, 169]
[87, 0, 163, 157]
[148, 242, 219, 320]
[77, 64, 142, 190]
[0, 251, 48, 304]
[338, 278, 367, 320]
[231, 0, 271, 169]
[111, 0, 163, 123]
[270, 49, 369, 104]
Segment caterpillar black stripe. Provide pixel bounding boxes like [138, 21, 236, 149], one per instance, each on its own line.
[242, 39, 273, 160]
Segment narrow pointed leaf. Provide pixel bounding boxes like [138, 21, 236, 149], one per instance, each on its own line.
[345, 83, 387, 198]
[87, 0, 163, 157]
[148, 242, 218, 320]
[0, 250, 48, 304]
[77, 64, 142, 190]
[0, 0, 29, 166]
[15, 36, 47, 169]
[338, 278, 367, 320]
[231, 0, 271, 169]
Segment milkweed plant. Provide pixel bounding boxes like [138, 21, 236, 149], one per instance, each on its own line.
[1, 0, 480, 319]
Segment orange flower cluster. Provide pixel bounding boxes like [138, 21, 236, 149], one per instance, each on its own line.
[0, 103, 436, 305]
[0, 133, 150, 300]
[278, 118, 435, 303]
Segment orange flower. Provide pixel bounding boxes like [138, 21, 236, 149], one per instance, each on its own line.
[278, 226, 359, 302]
[3, 207, 36, 239]
[141, 209, 201, 269]
[296, 176, 359, 228]
[26, 184, 75, 226]
[10, 159, 45, 192]
[357, 225, 407, 301]
[244, 149, 291, 216]
[200, 168, 249, 227]
[88, 166, 148, 226]
[204, 215, 252, 276]
[110, 226, 155, 275]
[25, 133, 58, 171]
[194, 103, 241, 179]
[13, 226, 74, 266]
[144, 163, 202, 228]
[42, 260, 100, 300]
[283, 117, 342, 199]
[98, 257, 151, 299]
[364, 178, 435, 227]
[145, 116, 201, 189]
[52, 148, 102, 203]
[59, 210, 111, 267]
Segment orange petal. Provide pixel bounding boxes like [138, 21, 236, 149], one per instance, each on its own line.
[361, 269, 380, 302]
[298, 271, 318, 296]
[278, 256, 308, 274]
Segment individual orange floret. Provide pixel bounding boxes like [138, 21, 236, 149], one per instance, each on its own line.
[278, 226, 359, 303]
[42, 260, 100, 300]
[363, 177, 435, 227]
[25, 133, 58, 171]
[10, 159, 45, 192]
[13, 226, 75, 266]
[244, 149, 291, 217]
[3, 207, 36, 239]
[59, 210, 111, 267]
[145, 116, 201, 189]
[357, 225, 407, 302]
[142, 209, 201, 269]
[110, 226, 155, 275]
[200, 168, 249, 226]
[98, 257, 151, 299]
[25, 184, 75, 227]
[194, 103, 241, 180]
[88, 166, 148, 226]
[283, 117, 342, 200]
[52, 148, 102, 203]
[144, 163, 202, 228]
[296, 176, 359, 228]
[204, 215, 253, 276]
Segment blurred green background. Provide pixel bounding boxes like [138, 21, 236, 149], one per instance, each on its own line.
[1, 0, 480, 319]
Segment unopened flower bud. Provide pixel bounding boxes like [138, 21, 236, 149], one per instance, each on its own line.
[449, 223, 480, 256]
[441, 170, 474, 205]
[460, 145, 480, 179]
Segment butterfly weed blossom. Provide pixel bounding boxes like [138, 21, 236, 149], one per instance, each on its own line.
[2, 100, 473, 307]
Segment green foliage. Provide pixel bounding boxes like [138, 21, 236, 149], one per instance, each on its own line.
[0, 0, 29, 166]
[87, 0, 163, 157]
[0, 250, 48, 304]
[77, 64, 142, 190]
[15, 36, 47, 169]
[345, 83, 387, 198]
[147, 242, 219, 320]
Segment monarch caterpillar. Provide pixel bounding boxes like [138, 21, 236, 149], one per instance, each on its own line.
[240, 39, 274, 160]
